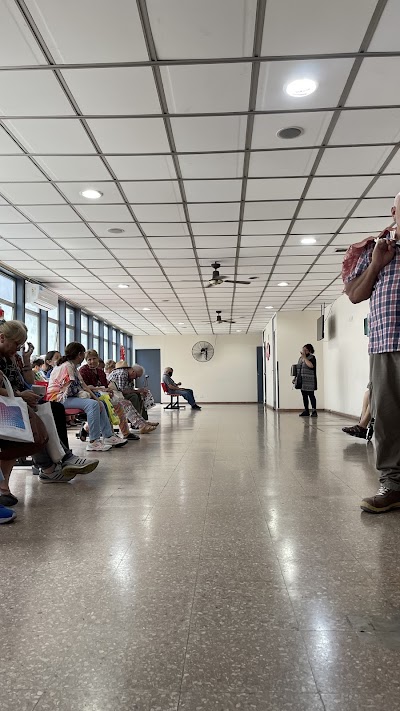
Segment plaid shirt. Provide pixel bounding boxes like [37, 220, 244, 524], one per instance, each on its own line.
[345, 241, 400, 354]
[107, 368, 132, 392]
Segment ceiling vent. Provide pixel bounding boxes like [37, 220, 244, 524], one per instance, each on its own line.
[25, 282, 58, 311]
[335, 248, 347, 253]
[277, 127, 304, 139]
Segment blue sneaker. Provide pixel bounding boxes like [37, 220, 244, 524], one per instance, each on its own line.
[0, 505, 17, 524]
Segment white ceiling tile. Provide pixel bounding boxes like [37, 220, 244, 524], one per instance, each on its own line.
[0, 126, 23, 154]
[107, 155, 176, 181]
[161, 64, 251, 114]
[330, 109, 400, 146]
[307, 176, 372, 199]
[285, 234, 333, 247]
[195, 236, 237, 249]
[383, 151, 400, 175]
[89, 222, 141, 238]
[58, 182, 122, 204]
[40, 222, 94, 239]
[184, 180, 241, 202]
[262, 0, 376, 54]
[171, 116, 247, 152]
[367, 175, 400, 198]
[369, 0, 400, 51]
[298, 199, 356, 219]
[252, 112, 333, 150]
[316, 146, 392, 176]
[25, 0, 148, 62]
[4, 119, 96, 154]
[62, 67, 160, 115]
[88, 119, 170, 153]
[292, 218, 342, 234]
[246, 177, 307, 200]
[8, 238, 58, 250]
[108, 249, 153, 260]
[24, 249, 70, 261]
[249, 149, 318, 177]
[179, 153, 244, 179]
[188, 203, 240, 222]
[35, 156, 110, 181]
[244, 202, 296, 220]
[0, 182, 66, 205]
[53, 238, 103, 250]
[347, 58, 400, 107]
[147, 0, 256, 58]
[133, 204, 186, 222]
[352, 198, 394, 218]
[0, 223, 44, 239]
[0, 2, 47, 65]
[343, 217, 391, 234]
[257, 59, 352, 112]
[240, 235, 284, 247]
[123, 181, 181, 204]
[0, 72, 74, 116]
[20, 205, 81, 222]
[74, 204, 132, 222]
[0, 157, 45, 182]
[191, 222, 239, 236]
[142, 223, 189, 236]
[0, 205, 27, 222]
[242, 220, 289, 235]
[68, 249, 111, 260]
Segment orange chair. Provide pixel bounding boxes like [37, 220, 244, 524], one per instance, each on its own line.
[161, 382, 186, 410]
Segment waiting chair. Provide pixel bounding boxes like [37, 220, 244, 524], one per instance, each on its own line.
[161, 382, 186, 410]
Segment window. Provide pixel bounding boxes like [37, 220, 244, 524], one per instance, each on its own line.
[112, 329, 118, 360]
[81, 312, 89, 350]
[24, 310, 40, 355]
[47, 304, 59, 351]
[126, 336, 133, 366]
[104, 324, 110, 359]
[0, 272, 16, 320]
[93, 319, 100, 354]
[66, 306, 75, 347]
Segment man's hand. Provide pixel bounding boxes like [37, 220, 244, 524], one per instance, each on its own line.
[19, 390, 41, 407]
[177, 382, 182, 386]
[138, 387, 148, 395]
[21, 341, 35, 365]
[371, 228, 396, 271]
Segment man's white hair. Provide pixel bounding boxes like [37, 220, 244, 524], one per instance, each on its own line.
[394, 192, 400, 210]
[164, 366, 173, 373]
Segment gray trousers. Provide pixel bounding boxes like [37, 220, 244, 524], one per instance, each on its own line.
[370, 352, 400, 490]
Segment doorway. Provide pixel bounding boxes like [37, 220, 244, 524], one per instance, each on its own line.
[256, 346, 263, 404]
[135, 348, 161, 403]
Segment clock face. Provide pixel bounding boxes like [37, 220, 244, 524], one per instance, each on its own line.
[192, 341, 215, 362]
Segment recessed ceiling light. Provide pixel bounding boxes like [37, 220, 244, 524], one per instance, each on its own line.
[236, 330, 242, 333]
[265, 306, 274, 309]
[142, 307, 151, 311]
[108, 227, 125, 234]
[301, 237, 317, 245]
[278, 281, 289, 287]
[285, 78, 317, 97]
[178, 322, 185, 325]
[277, 126, 304, 139]
[118, 284, 129, 289]
[80, 188, 103, 200]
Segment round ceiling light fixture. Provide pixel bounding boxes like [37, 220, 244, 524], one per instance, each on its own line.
[108, 227, 125, 234]
[118, 284, 129, 289]
[285, 78, 317, 97]
[80, 188, 103, 200]
[277, 126, 304, 140]
[142, 307, 151, 311]
[301, 237, 317, 245]
[265, 306, 274, 309]
[278, 281, 289, 287]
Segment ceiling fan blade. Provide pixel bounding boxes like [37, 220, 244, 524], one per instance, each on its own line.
[224, 279, 251, 285]
[206, 282, 216, 288]
[221, 319, 235, 323]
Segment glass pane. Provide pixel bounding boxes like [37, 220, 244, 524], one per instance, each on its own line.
[81, 313, 88, 331]
[1, 302, 14, 320]
[104, 325, 109, 340]
[104, 340, 109, 359]
[24, 311, 39, 354]
[66, 307, 75, 326]
[25, 301, 40, 313]
[0, 273, 15, 302]
[48, 320, 59, 351]
[47, 305, 58, 321]
[66, 326, 74, 347]
[80, 332, 88, 349]
[93, 336, 99, 353]
[112, 342, 117, 360]
[112, 329, 117, 343]
[93, 320, 99, 336]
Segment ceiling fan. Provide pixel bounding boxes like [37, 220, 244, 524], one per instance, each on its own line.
[215, 310, 236, 324]
[206, 262, 251, 288]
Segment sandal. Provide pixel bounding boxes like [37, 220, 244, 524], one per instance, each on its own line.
[0, 492, 19, 506]
[139, 424, 156, 434]
[342, 425, 367, 439]
[79, 423, 88, 442]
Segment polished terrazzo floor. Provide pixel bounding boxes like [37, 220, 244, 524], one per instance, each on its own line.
[3, 405, 400, 710]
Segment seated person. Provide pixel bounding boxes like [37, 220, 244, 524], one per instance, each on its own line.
[39, 350, 61, 380]
[48, 343, 127, 452]
[0, 321, 98, 500]
[342, 386, 371, 439]
[104, 360, 116, 378]
[162, 367, 201, 410]
[107, 361, 158, 431]
[0, 465, 16, 523]
[32, 358, 45, 380]
[98, 358, 105, 371]
[79, 349, 142, 439]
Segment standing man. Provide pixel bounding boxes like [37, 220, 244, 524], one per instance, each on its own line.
[162, 367, 201, 410]
[345, 192, 400, 513]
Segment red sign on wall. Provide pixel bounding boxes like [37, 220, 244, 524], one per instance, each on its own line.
[120, 345, 126, 361]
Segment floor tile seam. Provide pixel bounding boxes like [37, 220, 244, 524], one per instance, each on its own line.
[136, 447, 189, 528]
[176, 446, 217, 706]
[298, 626, 327, 698]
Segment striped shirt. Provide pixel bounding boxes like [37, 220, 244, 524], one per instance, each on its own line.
[345, 240, 400, 354]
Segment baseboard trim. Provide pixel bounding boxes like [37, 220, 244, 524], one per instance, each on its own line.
[263, 405, 358, 420]
[324, 409, 358, 420]
[161, 401, 258, 405]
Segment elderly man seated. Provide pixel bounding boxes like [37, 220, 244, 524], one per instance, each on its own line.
[162, 367, 201, 410]
[108, 361, 158, 427]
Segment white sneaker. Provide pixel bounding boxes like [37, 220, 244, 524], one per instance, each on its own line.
[86, 439, 112, 452]
[103, 435, 128, 448]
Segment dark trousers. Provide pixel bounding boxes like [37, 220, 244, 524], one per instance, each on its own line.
[370, 352, 400, 490]
[302, 390, 316, 412]
[123, 391, 148, 421]
[178, 388, 196, 407]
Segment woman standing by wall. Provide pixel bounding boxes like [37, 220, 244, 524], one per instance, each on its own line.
[296, 344, 318, 418]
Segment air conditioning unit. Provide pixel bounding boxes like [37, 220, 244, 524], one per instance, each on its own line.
[25, 282, 58, 311]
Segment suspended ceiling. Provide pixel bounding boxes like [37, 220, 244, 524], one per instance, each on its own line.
[0, 0, 399, 335]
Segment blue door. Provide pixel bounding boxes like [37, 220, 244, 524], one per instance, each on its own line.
[135, 348, 161, 403]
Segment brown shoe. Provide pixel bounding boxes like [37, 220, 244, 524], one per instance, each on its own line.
[361, 486, 400, 513]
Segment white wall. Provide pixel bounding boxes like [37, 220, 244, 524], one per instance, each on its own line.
[275, 311, 325, 410]
[263, 316, 277, 408]
[323, 294, 369, 417]
[132, 333, 262, 403]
